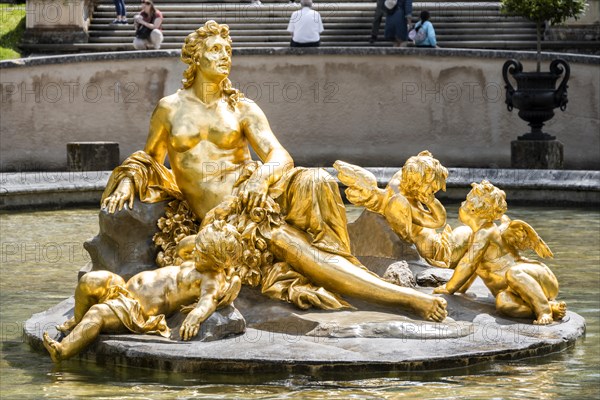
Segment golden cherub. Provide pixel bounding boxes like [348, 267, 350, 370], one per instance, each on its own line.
[434, 181, 567, 325]
[334, 150, 452, 267]
[42, 221, 243, 363]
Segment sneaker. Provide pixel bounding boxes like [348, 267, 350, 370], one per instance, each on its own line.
[119, 19, 128, 24]
[110, 19, 119, 25]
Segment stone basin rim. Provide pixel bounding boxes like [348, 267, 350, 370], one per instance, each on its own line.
[25, 297, 586, 375]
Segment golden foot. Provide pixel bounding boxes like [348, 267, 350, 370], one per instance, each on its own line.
[550, 301, 567, 320]
[423, 296, 448, 322]
[56, 317, 77, 334]
[533, 313, 554, 325]
[42, 331, 62, 363]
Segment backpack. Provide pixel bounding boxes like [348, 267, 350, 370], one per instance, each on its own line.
[409, 22, 427, 43]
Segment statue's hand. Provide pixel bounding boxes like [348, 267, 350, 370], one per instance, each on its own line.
[180, 309, 203, 341]
[238, 177, 269, 211]
[102, 177, 135, 213]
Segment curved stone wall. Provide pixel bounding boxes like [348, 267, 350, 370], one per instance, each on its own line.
[1, 48, 598, 171]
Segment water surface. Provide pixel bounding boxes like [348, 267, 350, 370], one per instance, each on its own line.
[1, 205, 598, 399]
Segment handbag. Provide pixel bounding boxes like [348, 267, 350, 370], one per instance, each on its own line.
[409, 22, 427, 43]
[136, 25, 153, 40]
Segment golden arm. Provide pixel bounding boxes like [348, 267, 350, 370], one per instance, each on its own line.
[411, 198, 447, 229]
[437, 229, 490, 294]
[179, 274, 222, 341]
[102, 102, 170, 212]
[238, 101, 294, 209]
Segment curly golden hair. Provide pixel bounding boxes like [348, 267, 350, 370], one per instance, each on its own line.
[466, 180, 507, 221]
[399, 150, 448, 198]
[181, 20, 243, 110]
[195, 220, 242, 272]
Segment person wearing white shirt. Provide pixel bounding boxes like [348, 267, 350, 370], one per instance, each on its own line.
[287, 0, 324, 47]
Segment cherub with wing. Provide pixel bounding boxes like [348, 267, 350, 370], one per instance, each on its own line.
[434, 181, 566, 325]
[334, 150, 453, 267]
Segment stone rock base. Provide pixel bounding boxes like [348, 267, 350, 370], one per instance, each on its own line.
[83, 199, 167, 280]
[511, 140, 564, 169]
[25, 265, 586, 374]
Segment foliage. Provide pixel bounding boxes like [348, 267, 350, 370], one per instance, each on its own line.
[501, 0, 587, 70]
[0, 3, 26, 60]
[501, 0, 587, 25]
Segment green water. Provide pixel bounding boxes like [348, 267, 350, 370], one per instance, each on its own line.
[1, 206, 599, 399]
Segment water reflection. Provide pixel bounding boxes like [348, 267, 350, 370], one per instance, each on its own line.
[1, 205, 598, 399]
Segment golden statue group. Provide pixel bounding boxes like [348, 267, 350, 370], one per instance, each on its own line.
[42, 21, 567, 363]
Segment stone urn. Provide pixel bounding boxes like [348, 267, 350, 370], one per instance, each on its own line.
[502, 58, 570, 140]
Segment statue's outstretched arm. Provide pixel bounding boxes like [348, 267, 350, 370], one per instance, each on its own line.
[333, 160, 389, 212]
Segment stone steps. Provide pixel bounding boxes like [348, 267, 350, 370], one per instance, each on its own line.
[21, 1, 598, 53]
[85, 1, 541, 50]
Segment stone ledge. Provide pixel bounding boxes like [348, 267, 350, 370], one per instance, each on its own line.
[1, 169, 598, 210]
[2, 48, 599, 69]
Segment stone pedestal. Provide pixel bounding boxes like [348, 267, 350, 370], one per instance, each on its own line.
[23, 0, 92, 44]
[67, 142, 119, 171]
[511, 140, 564, 169]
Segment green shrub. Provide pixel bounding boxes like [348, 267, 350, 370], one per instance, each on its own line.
[0, 3, 26, 60]
[501, 0, 587, 70]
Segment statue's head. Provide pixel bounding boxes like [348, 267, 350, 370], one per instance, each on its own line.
[399, 150, 448, 204]
[194, 220, 242, 272]
[181, 21, 232, 87]
[462, 180, 507, 222]
[180, 21, 242, 109]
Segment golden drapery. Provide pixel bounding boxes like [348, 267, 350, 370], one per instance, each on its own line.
[100, 285, 171, 338]
[101, 151, 182, 204]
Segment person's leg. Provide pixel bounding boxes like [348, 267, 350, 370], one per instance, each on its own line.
[397, 10, 408, 47]
[43, 304, 125, 362]
[133, 37, 147, 50]
[112, 0, 123, 23]
[270, 224, 448, 322]
[370, 0, 385, 41]
[119, 0, 128, 22]
[149, 29, 164, 49]
[118, 0, 125, 18]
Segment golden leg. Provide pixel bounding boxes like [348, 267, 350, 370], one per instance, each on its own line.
[270, 224, 447, 322]
[505, 265, 554, 324]
[495, 289, 535, 319]
[44, 304, 124, 362]
[74, 271, 126, 323]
